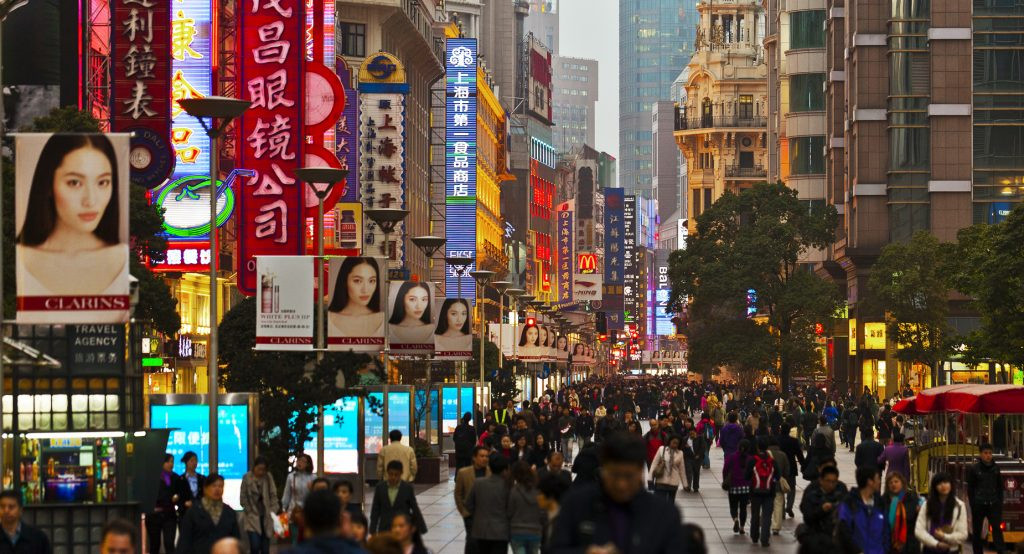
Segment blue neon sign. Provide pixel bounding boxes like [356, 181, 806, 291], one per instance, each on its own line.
[445, 38, 479, 299]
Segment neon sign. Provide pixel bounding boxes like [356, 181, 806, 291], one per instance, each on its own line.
[154, 169, 253, 237]
[445, 38, 479, 299]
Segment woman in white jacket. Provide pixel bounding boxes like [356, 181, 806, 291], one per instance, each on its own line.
[650, 435, 688, 502]
[915, 472, 968, 553]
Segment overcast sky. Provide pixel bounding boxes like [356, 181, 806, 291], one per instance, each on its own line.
[559, 0, 619, 158]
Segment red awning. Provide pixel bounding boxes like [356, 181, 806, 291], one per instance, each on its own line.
[892, 396, 917, 415]
[914, 384, 973, 413]
[911, 384, 1024, 414]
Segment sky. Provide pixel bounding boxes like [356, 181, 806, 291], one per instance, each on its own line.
[558, 0, 619, 158]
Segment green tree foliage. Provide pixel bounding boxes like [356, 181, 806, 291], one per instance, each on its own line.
[668, 182, 841, 389]
[951, 204, 1024, 369]
[218, 297, 371, 485]
[2, 108, 180, 334]
[866, 231, 956, 383]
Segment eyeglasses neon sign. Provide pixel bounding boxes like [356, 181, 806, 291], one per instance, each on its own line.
[154, 169, 254, 237]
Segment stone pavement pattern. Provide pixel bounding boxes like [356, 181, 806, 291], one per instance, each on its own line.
[406, 430, 859, 554]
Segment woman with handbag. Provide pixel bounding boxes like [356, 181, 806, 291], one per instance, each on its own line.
[649, 435, 687, 503]
[281, 453, 315, 543]
[915, 472, 968, 554]
[723, 439, 753, 535]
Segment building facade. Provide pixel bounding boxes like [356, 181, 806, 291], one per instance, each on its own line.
[553, 57, 599, 153]
[674, 0, 768, 235]
[765, 0, 828, 265]
[653, 100, 683, 224]
[620, 0, 699, 196]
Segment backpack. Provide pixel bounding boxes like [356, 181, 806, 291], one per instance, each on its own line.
[751, 454, 775, 492]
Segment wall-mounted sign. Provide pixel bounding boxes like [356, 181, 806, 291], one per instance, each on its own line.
[864, 322, 886, 350]
[177, 334, 208, 359]
[444, 38, 479, 300]
[623, 195, 637, 323]
[256, 256, 315, 350]
[237, 0, 305, 295]
[654, 249, 673, 336]
[335, 58, 359, 203]
[556, 201, 573, 306]
[577, 252, 599, 274]
[169, 0, 212, 178]
[849, 318, 857, 356]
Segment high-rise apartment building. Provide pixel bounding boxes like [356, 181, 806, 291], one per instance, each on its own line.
[765, 0, 828, 263]
[553, 57, 599, 152]
[820, 0, 1024, 394]
[673, 0, 768, 235]
[620, 0, 699, 196]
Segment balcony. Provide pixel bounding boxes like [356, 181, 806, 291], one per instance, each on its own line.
[725, 165, 767, 179]
[675, 113, 768, 132]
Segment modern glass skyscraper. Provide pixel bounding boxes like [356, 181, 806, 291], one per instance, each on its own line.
[619, 0, 698, 196]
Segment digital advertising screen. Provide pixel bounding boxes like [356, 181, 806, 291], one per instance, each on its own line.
[441, 386, 476, 433]
[365, 392, 385, 454]
[387, 392, 411, 447]
[150, 404, 249, 508]
[301, 397, 360, 474]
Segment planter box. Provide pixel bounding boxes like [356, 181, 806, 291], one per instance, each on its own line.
[414, 454, 448, 485]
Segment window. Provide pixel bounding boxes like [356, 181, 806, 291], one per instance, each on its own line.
[789, 73, 826, 111]
[739, 95, 754, 118]
[889, 204, 929, 243]
[339, 22, 366, 57]
[890, 127, 929, 170]
[703, 188, 713, 212]
[789, 136, 826, 175]
[789, 11, 826, 49]
[692, 189, 701, 217]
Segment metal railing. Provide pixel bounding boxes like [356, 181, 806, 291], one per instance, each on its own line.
[725, 165, 767, 178]
[675, 113, 768, 131]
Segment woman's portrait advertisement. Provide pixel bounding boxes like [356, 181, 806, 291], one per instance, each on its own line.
[517, 322, 541, 361]
[555, 334, 569, 362]
[15, 133, 131, 324]
[387, 280, 434, 355]
[327, 256, 386, 351]
[435, 298, 472, 360]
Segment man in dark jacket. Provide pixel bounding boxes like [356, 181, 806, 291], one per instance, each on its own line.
[0, 491, 49, 554]
[835, 467, 887, 554]
[799, 464, 848, 541]
[551, 432, 684, 553]
[778, 424, 806, 518]
[744, 437, 779, 547]
[369, 461, 427, 536]
[854, 428, 885, 472]
[453, 413, 477, 469]
[966, 443, 1006, 554]
[286, 490, 363, 554]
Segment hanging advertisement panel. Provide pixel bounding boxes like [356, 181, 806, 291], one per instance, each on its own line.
[487, 323, 516, 360]
[623, 195, 637, 324]
[436, 298, 473, 360]
[15, 133, 131, 324]
[556, 201, 574, 306]
[555, 334, 570, 362]
[516, 321, 544, 362]
[326, 256, 386, 352]
[255, 256, 314, 350]
[387, 281, 435, 356]
[237, 0, 305, 295]
[603, 188, 625, 329]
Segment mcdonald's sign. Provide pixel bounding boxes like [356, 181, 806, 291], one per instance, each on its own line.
[577, 253, 599, 274]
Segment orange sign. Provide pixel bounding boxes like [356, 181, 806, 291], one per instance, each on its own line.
[577, 253, 599, 274]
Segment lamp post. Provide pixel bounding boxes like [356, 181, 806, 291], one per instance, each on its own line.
[179, 96, 251, 474]
[364, 208, 409, 386]
[469, 270, 494, 384]
[294, 167, 347, 476]
[411, 236, 445, 452]
[445, 256, 473, 424]
[505, 288, 525, 395]
[490, 281, 511, 371]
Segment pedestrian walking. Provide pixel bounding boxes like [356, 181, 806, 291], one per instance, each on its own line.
[389, 513, 429, 554]
[778, 423, 805, 518]
[880, 472, 921, 554]
[147, 454, 179, 554]
[369, 461, 427, 536]
[175, 451, 206, 521]
[719, 412, 744, 458]
[283, 489, 363, 554]
[454, 413, 477, 470]
[100, 519, 137, 554]
[240, 457, 280, 554]
[745, 437, 778, 547]
[798, 464, 847, 545]
[878, 433, 911, 481]
[466, 455, 511, 554]
[766, 437, 791, 536]
[836, 467, 888, 554]
[966, 443, 1005, 554]
[377, 430, 418, 482]
[684, 426, 707, 492]
[723, 439, 753, 536]
[281, 453, 315, 542]
[177, 474, 241, 554]
[915, 473, 968, 554]
[650, 434, 687, 502]
[508, 461, 544, 554]
[855, 428, 885, 472]
[455, 446, 490, 554]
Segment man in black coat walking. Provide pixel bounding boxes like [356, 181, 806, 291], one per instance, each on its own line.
[453, 413, 477, 469]
[967, 443, 1006, 554]
[0, 491, 49, 554]
[853, 428, 885, 472]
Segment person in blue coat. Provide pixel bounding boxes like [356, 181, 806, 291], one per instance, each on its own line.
[836, 467, 889, 554]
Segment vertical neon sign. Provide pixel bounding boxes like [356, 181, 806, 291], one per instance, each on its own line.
[444, 38, 479, 300]
[169, 0, 212, 178]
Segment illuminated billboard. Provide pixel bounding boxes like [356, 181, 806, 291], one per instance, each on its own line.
[445, 38, 479, 300]
[169, 1, 212, 178]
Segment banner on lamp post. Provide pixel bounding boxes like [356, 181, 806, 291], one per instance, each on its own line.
[326, 256, 386, 352]
[255, 256, 314, 350]
[436, 298, 473, 360]
[386, 281, 435, 356]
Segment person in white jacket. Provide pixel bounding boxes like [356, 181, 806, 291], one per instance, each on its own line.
[650, 435, 688, 503]
[915, 472, 968, 552]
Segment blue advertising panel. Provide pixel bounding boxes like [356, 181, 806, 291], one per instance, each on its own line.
[604, 188, 625, 329]
[335, 58, 359, 203]
[301, 397, 360, 474]
[441, 386, 477, 433]
[387, 391, 411, 446]
[654, 249, 673, 336]
[150, 404, 248, 508]
[445, 38, 479, 299]
[365, 392, 385, 454]
[415, 389, 439, 443]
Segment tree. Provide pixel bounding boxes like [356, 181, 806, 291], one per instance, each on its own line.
[218, 297, 372, 486]
[866, 231, 957, 386]
[2, 107, 180, 334]
[668, 182, 842, 389]
[951, 204, 1024, 371]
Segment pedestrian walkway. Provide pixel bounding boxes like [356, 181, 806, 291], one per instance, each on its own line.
[399, 430, 860, 553]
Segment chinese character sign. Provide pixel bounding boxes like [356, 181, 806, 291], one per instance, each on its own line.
[623, 195, 637, 324]
[556, 202, 573, 305]
[335, 58, 359, 203]
[256, 256, 314, 350]
[169, 0, 212, 178]
[113, 0, 173, 188]
[445, 38, 479, 300]
[237, 0, 305, 295]
[15, 134, 132, 324]
[603, 188, 625, 329]
[358, 91, 406, 256]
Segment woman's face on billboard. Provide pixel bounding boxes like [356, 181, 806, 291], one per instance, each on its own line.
[446, 301, 467, 331]
[346, 262, 377, 308]
[53, 147, 112, 237]
[402, 286, 429, 322]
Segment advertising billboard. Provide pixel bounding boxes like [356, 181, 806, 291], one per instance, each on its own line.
[169, 0, 212, 178]
[526, 35, 553, 124]
[326, 256, 387, 352]
[237, 0, 305, 295]
[556, 201, 573, 306]
[301, 396, 359, 474]
[603, 188, 625, 329]
[654, 249, 673, 336]
[387, 281, 435, 355]
[150, 404, 249, 508]
[445, 38, 479, 300]
[15, 133, 132, 324]
[623, 195, 637, 324]
[436, 298, 473, 360]
[441, 386, 476, 433]
[256, 256, 314, 350]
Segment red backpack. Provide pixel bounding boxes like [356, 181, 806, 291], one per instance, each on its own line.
[751, 454, 775, 491]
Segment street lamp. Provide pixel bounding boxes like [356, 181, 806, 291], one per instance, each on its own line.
[294, 167, 347, 476]
[490, 281, 511, 371]
[411, 236, 445, 453]
[179, 96, 251, 474]
[469, 270, 494, 384]
[445, 256, 473, 421]
[364, 208, 409, 384]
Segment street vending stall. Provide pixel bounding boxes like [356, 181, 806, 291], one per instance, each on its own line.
[895, 384, 1024, 543]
